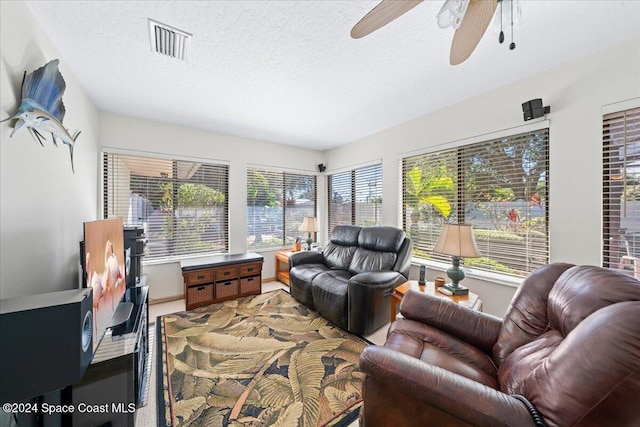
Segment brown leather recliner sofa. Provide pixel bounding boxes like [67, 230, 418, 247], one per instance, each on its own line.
[359, 263, 640, 426]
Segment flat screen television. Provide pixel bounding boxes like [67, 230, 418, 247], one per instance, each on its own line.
[82, 218, 127, 351]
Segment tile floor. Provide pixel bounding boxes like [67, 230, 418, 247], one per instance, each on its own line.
[137, 280, 390, 427]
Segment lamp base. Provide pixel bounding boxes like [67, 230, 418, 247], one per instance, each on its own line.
[445, 256, 468, 295]
[442, 283, 469, 296]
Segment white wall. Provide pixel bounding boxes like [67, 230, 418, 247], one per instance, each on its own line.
[0, 1, 100, 299]
[326, 37, 640, 316]
[98, 112, 325, 300]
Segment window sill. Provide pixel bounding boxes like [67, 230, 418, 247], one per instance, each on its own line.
[413, 258, 523, 289]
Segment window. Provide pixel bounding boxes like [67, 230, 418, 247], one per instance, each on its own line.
[247, 168, 317, 250]
[402, 129, 549, 277]
[603, 107, 640, 276]
[103, 152, 229, 261]
[327, 163, 383, 235]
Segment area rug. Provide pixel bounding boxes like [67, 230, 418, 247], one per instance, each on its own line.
[157, 289, 369, 426]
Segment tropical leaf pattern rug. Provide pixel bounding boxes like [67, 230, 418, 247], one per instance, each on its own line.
[157, 289, 369, 426]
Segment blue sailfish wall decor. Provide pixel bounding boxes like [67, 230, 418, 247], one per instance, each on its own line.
[1, 59, 80, 173]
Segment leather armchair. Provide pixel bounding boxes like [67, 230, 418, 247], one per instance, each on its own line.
[359, 263, 640, 426]
[289, 225, 411, 335]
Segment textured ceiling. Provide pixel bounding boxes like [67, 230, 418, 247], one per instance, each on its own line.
[26, 1, 640, 151]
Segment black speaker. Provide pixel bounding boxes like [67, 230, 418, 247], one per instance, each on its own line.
[317, 163, 326, 172]
[522, 98, 550, 121]
[124, 226, 145, 288]
[0, 288, 93, 403]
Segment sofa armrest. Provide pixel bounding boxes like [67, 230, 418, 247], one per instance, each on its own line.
[288, 250, 325, 268]
[349, 270, 406, 289]
[347, 271, 406, 335]
[360, 346, 536, 427]
[400, 290, 502, 354]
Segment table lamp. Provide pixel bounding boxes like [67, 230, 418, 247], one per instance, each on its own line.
[300, 217, 319, 250]
[433, 223, 481, 295]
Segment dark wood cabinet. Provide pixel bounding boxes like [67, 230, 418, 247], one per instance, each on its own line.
[181, 253, 263, 310]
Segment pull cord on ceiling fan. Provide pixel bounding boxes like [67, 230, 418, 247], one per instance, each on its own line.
[351, 0, 522, 65]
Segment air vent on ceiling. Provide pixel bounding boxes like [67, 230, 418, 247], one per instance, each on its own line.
[148, 19, 191, 61]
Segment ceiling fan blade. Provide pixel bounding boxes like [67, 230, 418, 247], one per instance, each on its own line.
[450, 0, 498, 65]
[351, 0, 423, 39]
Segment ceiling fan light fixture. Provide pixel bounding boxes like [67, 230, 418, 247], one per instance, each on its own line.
[492, 0, 521, 51]
[437, 0, 471, 29]
[492, 0, 522, 33]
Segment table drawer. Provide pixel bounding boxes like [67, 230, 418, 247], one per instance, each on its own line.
[216, 279, 239, 299]
[240, 262, 262, 277]
[215, 266, 238, 281]
[240, 276, 260, 294]
[185, 270, 214, 285]
[187, 284, 213, 305]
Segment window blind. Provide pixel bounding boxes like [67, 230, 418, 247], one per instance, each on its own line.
[247, 168, 317, 250]
[402, 129, 549, 277]
[603, 107, 640, 276]
[327, 163, 382, 236]
[103, 152, 229, 261]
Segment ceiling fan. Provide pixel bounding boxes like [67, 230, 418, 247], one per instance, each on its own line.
[351, 0, 518, 65]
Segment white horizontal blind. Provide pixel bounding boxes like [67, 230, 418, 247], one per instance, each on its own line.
[247, 168, 317, 250]
[103, 152, 229, 260]
[355, 164, 383, 226]
[328, 170, 353, 235]
[603, 107, 640, 276]
[402, 128, 549, 277]
[327, 163, 382, 236]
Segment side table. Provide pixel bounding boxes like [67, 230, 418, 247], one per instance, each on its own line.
[391, 280, 483, 321]
[275, 250, 298, 286]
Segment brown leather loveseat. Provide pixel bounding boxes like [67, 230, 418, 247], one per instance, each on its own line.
[359, 263, 640, 426]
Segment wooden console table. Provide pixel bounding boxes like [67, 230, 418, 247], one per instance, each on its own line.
[391, 280, 482, 321]
[181, 253, 263, 310]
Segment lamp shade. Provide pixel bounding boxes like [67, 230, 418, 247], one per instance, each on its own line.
[300, 217, 319, 233]
[433, 223, 481, 258]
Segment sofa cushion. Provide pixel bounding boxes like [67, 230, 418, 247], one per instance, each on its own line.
[497, 329, 562, 395]
[547, 265, 640, 336]
[492, 262, 573, 365]
[289, 263, 331, 309]
[358, 226, 406, 252]
[321, 225, 360, 270]
[330, 225, 361, 246]
[499, 302, 640, 427]
[311, 270, 353, 330]
[349, 247, 396, 274]
[496, 265, 640, 426]
[290, 263, 331, 285]
[323, 242, 357, 271]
